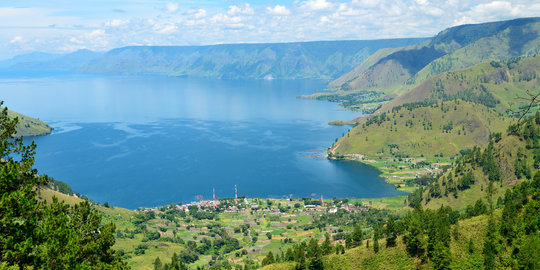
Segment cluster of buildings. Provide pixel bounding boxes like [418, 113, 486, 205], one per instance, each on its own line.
[169, 187, 372, 215]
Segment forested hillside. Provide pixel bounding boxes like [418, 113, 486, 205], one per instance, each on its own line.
[415, 113, 539, 211]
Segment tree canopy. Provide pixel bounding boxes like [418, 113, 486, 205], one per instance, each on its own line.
[0, 102, 126, 269]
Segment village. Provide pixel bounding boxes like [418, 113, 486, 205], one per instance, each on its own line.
[175, 196, 372, 215]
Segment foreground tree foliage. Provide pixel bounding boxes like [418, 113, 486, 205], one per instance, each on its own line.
[0, 102, 126, 269]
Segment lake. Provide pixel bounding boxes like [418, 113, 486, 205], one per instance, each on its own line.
[0, 74, 403, 209]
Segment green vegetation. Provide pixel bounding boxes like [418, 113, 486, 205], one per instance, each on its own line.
[2, 103, 537, 270]
[93, 197, 388, 269]
[418, 112, 539, 211]
[331, 100, 509, 158]
[330, 17, 540, 96]
[300, 91, 388, 114]
[2, 18, 539, 270]
[382, 55, 540, 116]
[0, 102, 126, 269]
[260, 115, 539, 270]
[411, 21, 540, 85]
[6, 108, 52, 137]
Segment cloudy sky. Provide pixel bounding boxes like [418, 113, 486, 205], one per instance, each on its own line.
[1, 0, 539, 59]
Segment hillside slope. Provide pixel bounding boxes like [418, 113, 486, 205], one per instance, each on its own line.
[330, 17, 540, 95]
[330, 100, 509, 159]
[381, 55, 540, 114]
[7, 109, 52, 137]
[418, 114, 539, 211]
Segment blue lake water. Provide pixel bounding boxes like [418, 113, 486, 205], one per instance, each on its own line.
[0, 74, 403, 209]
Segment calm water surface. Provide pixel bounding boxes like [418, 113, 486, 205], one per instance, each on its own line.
[0, 74, 403, 208]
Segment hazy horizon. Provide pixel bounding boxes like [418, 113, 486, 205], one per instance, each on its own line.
[1, 0, 539, 60]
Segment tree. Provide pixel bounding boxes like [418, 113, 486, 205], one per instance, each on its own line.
[372, 223, 381, 254]
[431, 241, 451, 270]
[154, 257, 163, 270]
[468, 238, 474, 254]
[0, 101, 126, 269]
[294, 243, 306, 270]
[373, 235, 379, 254]
[306, 238, 323, 270]
[351, 225, 363, 248]
[262, 252, 275, 266]
[320, 233, 333, 255]
[482, 216, 499, 270]
[404, 204, 425, 258]
[385, 215, 397, 247]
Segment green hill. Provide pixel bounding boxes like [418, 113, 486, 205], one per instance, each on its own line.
[260, 208, 529, 270]
[330, 100, 510, 159]
[330, 17, 540, 96]
[381, 55, 540, 115]
[330, 52, 539, 160]
[328, 47, 405, 90]
[410, 20, 540, 85]
[6, 109, 52, 137]
[416, 113, 539, 211]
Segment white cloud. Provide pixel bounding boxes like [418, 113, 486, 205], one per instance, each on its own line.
[454, 1, 540, 25]
[266, 5, 291, 16]
[154, 24, 177, 34]
[105, 19, 128, 28]
[300, 0, 334, 11]
[10, 36, 25, 44]
[320, 16, 331, 24]
[227, 4, 254, 16]
[1, 0, 539, 59]
[165, 2, 179, 14]
[351, 0, 381, 8]
[69, 37, 83, 44]
[187, 9, 207, 19]
[87, 29, 105, 38]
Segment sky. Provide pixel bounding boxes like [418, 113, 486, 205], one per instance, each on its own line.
[1, 0, 539, 59]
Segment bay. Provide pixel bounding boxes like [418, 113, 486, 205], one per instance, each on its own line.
[0, 74, 403, 209]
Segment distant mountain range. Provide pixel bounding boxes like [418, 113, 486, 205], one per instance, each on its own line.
[0, 39, 426, 80]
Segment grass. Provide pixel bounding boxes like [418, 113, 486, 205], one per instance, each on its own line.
[424, 127, 538, 211]
[38, 188, 84, 206]
[412, 22, 540, 85]
[383, 54, 540, 116]
[332, 100, 510, 158]
[261, 209, 496, 270]
[7, 109, 52, 137]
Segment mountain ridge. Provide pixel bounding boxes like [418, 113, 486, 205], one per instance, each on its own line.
[0, 38, 427, 80]
[330, 17, 540, 96]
